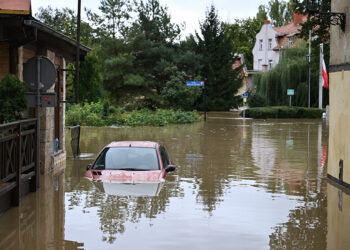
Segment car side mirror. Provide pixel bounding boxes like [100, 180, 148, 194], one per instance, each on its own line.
[165, 165, 176, 172]
[86, 164, 92, 171]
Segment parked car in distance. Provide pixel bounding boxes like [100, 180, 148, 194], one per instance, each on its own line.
[85, 141, 175, 181]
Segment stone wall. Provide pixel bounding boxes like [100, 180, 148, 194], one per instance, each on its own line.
[17, 46, 67, 174]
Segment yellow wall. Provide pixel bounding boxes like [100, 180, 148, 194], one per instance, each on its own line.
[327, 183, 350, 250]
[328, 70, 350, 184]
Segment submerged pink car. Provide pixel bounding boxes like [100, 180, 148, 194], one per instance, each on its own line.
[85, 141, 175, 181]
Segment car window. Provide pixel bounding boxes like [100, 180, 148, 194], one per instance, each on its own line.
[159, 146, 170, 168]
[93, 147, 160, 170]
[93, 148, 107, 170]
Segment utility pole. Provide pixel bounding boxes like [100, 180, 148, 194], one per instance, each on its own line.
[75, 0, 81, 104]
[319, 43, 324, 109]
[308, 30, 311, 108]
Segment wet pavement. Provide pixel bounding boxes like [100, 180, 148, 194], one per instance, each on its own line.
[0, 112, 349, 250]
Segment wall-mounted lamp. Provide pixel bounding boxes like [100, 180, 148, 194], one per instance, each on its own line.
[306, 0, 346, 32]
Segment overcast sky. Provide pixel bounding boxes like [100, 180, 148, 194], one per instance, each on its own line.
[31, 0, 270, 36]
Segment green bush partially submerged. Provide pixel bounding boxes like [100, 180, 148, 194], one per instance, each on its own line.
[240, 106, 323, 119]
[66, 101, 201, 126]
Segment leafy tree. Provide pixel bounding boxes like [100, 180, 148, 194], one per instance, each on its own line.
[195, 5, 243, 111]
[252, 41, 327, 107]
[224, 4, 268, 69]
[291, 0, 330, 104]
[0, 74, 27, 123]
[268, 0, 294, 26]
[67, 53, 104, 103]
[35, 6, 94, 46]
[85, 0, 132, 39]
[161, 72, 202, 111]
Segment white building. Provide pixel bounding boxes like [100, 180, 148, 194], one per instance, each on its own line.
[252, 14, 307, 72]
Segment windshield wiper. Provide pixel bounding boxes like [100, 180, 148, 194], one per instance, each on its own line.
[117, 168, 152, 171]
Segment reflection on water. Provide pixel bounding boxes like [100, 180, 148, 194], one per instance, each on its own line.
[92, 181, 164, 197]
[1, 112, 348, 249]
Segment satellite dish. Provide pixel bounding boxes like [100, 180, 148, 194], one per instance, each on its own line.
[23, 56, 57, 92]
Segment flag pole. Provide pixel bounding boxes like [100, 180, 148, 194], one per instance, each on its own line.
[319, 43, 323, 109]
[308, 30, 311, 108]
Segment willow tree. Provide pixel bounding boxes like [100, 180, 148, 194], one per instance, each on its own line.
[252, 41, 325, 107]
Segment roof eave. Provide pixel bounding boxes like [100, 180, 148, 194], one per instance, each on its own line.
[23, 19, 91, 52]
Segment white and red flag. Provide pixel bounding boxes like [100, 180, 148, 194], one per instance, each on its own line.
[321, 59, 328, 88]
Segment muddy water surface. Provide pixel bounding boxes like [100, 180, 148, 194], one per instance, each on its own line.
[1, 112, 348, 250]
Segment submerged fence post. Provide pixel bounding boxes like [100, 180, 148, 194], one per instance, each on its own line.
[70, 125, 81, 158]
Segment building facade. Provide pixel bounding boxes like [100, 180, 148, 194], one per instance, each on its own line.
[328, 0, 350, 189]
[252, 14, 307, 72]
[0, 1, 90, 175]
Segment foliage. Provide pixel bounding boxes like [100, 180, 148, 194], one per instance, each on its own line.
[225, 17, 264, 69]
[86, 0, 132, 39]
[252, 41, 327, 107]
[67, 53, 104, 103]
[247, 91, 267, 108]
[35, 6, 94, 46]
[195, 5, 243, 111]
[161, 72, 202, 111]
[267, 0, 294, 26]
[291, 0, 330, 83]
[240, 106, 323, 119]
[66, 100, 201, 127]
[0, 74, 27, 123]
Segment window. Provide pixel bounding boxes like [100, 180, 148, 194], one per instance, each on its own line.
[93, 147, 160, 170]
[268, 39, 272, 50]
[288, 36, 295, 48]
[258, 59, 262, 70]
[259, 39, 263, 51]
[269, 60, 273, 69]
[159, 146, 170, 168]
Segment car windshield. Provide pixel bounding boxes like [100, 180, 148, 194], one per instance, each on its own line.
[93, 147, 160, 171]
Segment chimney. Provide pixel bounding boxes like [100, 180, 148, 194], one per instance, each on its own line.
[264, 20, 271, 25]
[293, 13, 306, 25]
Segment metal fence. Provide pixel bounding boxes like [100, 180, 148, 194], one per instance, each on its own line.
[0, 119, 37, 210]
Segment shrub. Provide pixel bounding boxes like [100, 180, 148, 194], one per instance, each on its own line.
[66, 101, 201, 127]
[0, 74, 27, 123]
[247, 92, 266, 108]
[240, 106, 323, 119]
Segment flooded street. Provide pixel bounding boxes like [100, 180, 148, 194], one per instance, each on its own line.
[1, 112, 349, 250]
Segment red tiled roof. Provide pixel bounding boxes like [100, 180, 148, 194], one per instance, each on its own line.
[0, 0, 31, 15]
[273, 14, 307, 38]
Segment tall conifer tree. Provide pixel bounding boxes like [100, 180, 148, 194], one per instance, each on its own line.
[195, 5, 243, 111]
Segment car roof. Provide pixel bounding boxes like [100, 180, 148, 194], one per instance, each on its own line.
[106, 141, 159, 148]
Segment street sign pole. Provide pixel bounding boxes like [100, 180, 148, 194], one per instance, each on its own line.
[289, 95, 292, 107]
[36, 56, 41, 188]
[204, 85, 207, 122]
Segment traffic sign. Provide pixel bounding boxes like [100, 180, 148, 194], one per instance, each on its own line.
[242, 93, 248, 98]
[187, 81, 205, 86]
[287, 89, 295, 95]
[23, 56, 56, 92]
[27, 92, 57, 107]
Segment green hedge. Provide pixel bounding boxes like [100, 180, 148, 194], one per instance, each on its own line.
[66, 101, 201, 127]
[240, 106, 323, 119]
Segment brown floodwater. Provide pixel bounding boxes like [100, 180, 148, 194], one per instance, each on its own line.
[0, 112, 349, 250]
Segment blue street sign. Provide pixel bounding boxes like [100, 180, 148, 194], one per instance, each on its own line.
[187, 81, 205, 87]
[242, 93, 248, 98]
